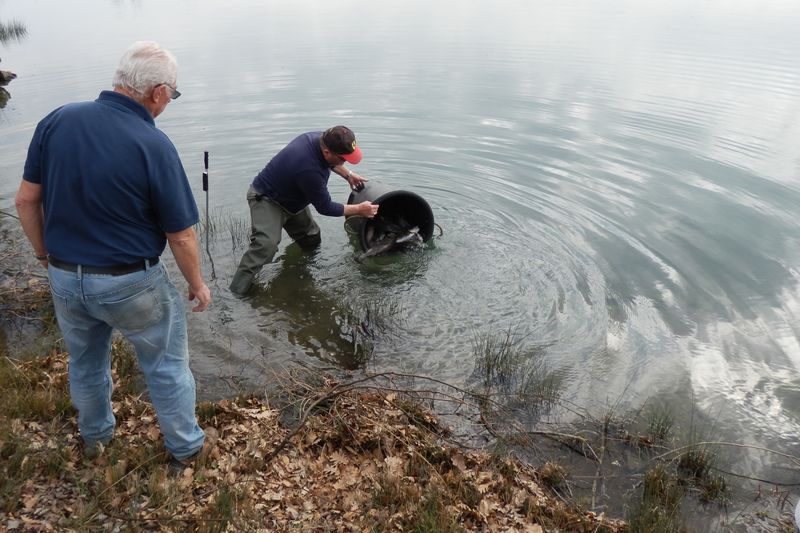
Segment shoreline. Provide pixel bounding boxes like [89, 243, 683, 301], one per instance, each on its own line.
[0, 318, 625, 531]
[0, 259, 626, 531]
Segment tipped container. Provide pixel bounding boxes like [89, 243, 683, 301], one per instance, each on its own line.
[346, 181, 434, 251]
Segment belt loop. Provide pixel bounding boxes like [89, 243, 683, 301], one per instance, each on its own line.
[145, 259, 151, 271]
[77, 264, 82, 277]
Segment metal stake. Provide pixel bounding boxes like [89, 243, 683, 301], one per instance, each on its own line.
[203, 151, 216, 279]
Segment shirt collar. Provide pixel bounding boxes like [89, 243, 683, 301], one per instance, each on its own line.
[313, 132, 329, 168]
[96, 90, 155, 125]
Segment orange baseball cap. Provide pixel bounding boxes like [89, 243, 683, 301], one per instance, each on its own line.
[322, 125, 363, 164]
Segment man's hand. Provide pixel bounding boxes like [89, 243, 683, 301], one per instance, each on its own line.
[358, 201, 379, 218]
[188, 283, 211, 312]
[166, 226, 212, 312]
[343, 200, 379, 218]
[346, 172, 367, 191]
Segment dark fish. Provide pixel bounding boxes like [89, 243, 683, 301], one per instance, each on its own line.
[395, 226, 421, 244]
[356, 235, 398, 262]
[356, 226, 422, 262]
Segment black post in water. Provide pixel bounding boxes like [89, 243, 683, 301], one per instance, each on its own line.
[203, 150, 209, 249]
[202, 151, 216, 279]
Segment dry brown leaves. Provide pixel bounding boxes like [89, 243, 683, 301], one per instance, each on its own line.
[0, 275, 51, 314]
[1, 351, 627, 532]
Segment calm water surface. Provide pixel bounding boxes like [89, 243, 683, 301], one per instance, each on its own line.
[2, 0, 800, 517]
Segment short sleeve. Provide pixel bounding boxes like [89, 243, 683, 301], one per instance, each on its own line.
[148, 136, 199, 233]
[22, 119, 48, 184]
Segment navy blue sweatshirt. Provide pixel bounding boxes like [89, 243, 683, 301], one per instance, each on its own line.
[251, 132, 344, 216]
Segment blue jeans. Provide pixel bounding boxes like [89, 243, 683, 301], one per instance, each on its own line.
[47, 262, 205, 460]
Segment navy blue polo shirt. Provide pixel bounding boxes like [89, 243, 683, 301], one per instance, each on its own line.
[23, 91, 199, 266]
[251, 132, 344, 216]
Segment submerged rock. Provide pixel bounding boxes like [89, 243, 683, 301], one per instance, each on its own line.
[0, 70, 17, 85]
[0, 62, 16, 108]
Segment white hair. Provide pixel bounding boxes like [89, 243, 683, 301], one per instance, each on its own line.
[112, 41, 178, 99]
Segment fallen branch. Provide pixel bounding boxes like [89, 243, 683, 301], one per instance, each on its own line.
[653, 441, 800, 467]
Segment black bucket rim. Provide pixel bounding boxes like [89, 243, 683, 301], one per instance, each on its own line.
[354, 189, 434, 252]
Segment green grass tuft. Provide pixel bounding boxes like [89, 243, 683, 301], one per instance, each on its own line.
[647, 404, 674, 441]
[627, 464, 687, 533]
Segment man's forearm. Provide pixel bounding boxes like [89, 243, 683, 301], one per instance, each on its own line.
[17, 204, 46, 256]
[332, 164, 349, 178]
[343, 203, 361, 216]
[15, 181, 47, 258]
[343, 201, 379, 218]
[166, 227, 204, 290]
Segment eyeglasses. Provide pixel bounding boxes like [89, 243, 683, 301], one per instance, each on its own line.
[160, 83, 181, 100]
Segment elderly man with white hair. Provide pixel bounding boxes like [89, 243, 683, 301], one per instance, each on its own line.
[15, 41, 215, 473]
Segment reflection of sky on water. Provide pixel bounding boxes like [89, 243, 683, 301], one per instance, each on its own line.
[2, 0, 799, 193]
[2, 0, 800, 491]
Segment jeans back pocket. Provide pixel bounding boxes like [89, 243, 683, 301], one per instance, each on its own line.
[98, 284, 164, 333]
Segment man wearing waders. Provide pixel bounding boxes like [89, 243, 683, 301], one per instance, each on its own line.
[229, 126, 378, 295]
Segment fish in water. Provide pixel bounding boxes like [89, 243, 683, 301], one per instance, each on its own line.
[395, 226, 422, 244]
[356, 225, 422, 262]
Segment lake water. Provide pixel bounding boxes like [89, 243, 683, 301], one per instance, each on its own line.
[2, 0, 800, 522]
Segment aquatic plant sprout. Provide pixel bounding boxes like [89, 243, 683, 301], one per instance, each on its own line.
[0, 20, 27, 45]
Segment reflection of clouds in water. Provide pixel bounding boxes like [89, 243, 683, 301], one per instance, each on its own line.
[497, 0, 800, 186]
[591, 277, 800, 437]
[594, 159, 649, 187]
[479, 118, 515, 130]
[690, 341, 800, 440]
[654, 280, 675, 307]
[775, 281, 800, 371]
[685, 174, 727, 195]
[575, 295, 689, 408]
[690, 280, 800, 439]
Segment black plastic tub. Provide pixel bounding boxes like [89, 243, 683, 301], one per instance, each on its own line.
[346, 181, 435, 251]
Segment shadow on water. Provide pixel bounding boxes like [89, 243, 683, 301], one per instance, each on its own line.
[246, 243, 406, 370]
[203, 210, 434, 373]
[194, 211, 428, 380]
